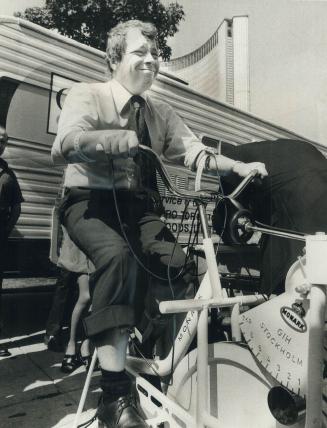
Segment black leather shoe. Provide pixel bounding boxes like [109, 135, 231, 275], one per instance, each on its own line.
[44, 335, 64, 353]
[97, 395, 148, 428]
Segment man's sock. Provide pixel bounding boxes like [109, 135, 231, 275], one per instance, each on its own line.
[100, 369, 132, 404]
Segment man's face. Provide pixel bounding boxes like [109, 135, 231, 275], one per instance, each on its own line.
[113, 28, 159, 94]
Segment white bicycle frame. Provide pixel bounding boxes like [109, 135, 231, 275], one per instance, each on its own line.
[126, 149, 268, 427]
[73, 146, 327, 428]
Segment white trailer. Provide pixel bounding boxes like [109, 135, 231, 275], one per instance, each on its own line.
[0, 15, 321, 274]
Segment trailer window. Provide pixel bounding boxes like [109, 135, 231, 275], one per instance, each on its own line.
[0, 78, 19, 128]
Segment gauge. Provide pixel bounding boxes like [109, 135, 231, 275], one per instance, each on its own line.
[240, 292, 309, 398]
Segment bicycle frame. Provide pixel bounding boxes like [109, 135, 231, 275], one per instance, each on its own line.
[126, 147, 267, 427]
[74, 145, 327, 428]
[127, 146, 327, 428]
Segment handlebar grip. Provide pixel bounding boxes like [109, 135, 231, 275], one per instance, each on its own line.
[228, 169, 261, 199]
[250, 169, 264, 188]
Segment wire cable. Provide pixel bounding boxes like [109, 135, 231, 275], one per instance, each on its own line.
[77, 413, 97, 428]
[110, 158, 188, 283]
[110, 158, 200, 386]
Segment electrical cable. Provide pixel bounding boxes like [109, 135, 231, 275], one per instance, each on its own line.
[129, 335, 166, 381]
[110, 157, 200, 387]
[77, 395, 104, 427]
[110, 158, 187, 283]
[77, 413, 98, 428]
[166, 199, 191, 300]
[203, 151, 227, 257]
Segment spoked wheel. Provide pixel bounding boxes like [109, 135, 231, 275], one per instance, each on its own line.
[167, 342, 304, 428]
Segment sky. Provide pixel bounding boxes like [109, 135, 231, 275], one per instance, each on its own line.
[1, 0, 45, 16]
[161, 0, 221, 58]
[1, 0, 219, 59]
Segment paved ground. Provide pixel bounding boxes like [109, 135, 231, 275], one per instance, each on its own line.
[0, 283, 99, 428]
[0, 331, 99, 428]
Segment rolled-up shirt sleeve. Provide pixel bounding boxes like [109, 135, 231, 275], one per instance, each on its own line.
[51, 83, 99, 164]
[162, 104, 207, 171]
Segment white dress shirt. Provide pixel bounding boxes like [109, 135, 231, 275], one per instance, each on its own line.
[51, 79, 207, 189]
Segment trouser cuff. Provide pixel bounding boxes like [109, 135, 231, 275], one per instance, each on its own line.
[83, 305, 135, 337]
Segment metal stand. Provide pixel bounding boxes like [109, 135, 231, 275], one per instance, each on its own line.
[73, 349, 98, 428]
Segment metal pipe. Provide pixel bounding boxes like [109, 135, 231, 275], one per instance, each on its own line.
[197, 306, 209, 428]
[305, 285, 326, 428]
[198, 204, 210, 239]
[228, 169, 258, 199]
[127, 271, 214, 377]
[73, 349, 98, 428]
[244, 221, 306, 242]
[231, 303, 241, 341]
[202, 237, 223, 298]
[160, 294, 265, 314]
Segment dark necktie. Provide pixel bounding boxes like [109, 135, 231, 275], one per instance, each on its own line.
[128, 95, 150, 145]
[128, 95, 157, 191]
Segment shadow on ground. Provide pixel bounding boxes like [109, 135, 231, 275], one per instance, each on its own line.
[0, 333, 99, 428]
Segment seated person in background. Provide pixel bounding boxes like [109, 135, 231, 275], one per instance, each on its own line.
[56, 226, 94, 373]
[44, 267, 78, 352]
[45, 171, 80, 352]
[0, 126, 23, 357]
[220, 138, 327, 296]
[51, 20, 267, 427]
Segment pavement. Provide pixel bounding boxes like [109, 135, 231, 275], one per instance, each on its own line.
[0, 282, 99, 428]
[0, 331, 100, 428]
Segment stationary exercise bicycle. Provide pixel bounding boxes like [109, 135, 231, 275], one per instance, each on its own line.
[74, 146, 327, 428]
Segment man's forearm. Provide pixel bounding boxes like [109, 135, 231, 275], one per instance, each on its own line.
[61, 129, 138, 162]
[206, 154, 241, 175]
[205, 152, 268, 178]
[61, 130, 107, 162]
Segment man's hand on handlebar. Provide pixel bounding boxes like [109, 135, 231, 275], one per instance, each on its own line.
[95, 130, 139, 159]
[232, 161, 268, 179]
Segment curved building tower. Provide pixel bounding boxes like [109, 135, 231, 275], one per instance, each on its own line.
[161, 16, 250, 111]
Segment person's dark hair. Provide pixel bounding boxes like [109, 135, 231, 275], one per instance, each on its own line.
[106, 20, 157, 73]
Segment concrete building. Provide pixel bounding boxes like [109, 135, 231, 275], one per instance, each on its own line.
[161, 0, 327, 145]
[161, 16, 250, 112]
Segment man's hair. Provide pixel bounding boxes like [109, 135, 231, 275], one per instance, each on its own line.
[106, 20, 157, 73]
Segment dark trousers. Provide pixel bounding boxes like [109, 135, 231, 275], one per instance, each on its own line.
[62, 190, 196, 339]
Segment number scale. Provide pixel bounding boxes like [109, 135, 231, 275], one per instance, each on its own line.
[239, 292, 309, 399]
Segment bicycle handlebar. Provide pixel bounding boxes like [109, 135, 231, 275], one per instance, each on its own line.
[138, 145, 260, 202]
[227, 169, 259, 199]
[139, 145, 211, 202]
